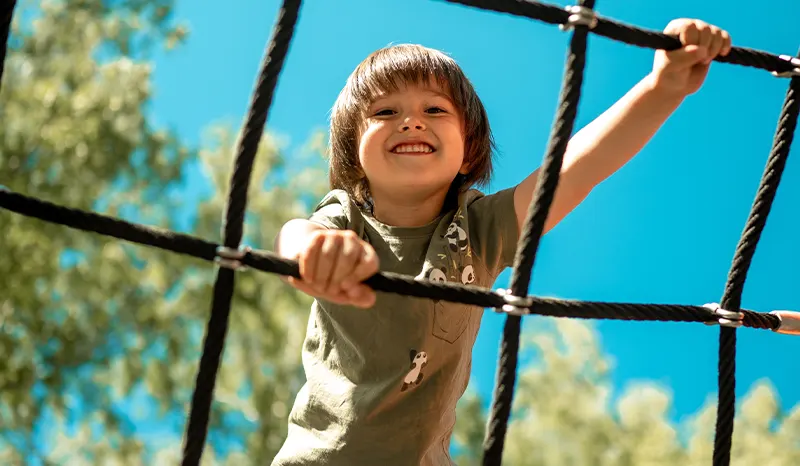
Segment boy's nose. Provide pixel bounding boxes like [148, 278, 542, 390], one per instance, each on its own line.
[399, 116, 426, 132]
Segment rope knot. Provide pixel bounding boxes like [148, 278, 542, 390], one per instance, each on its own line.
[215, 246, 252, 271]
[703, 302, 744, 328]
[494, 288, 534, 316]
[560, 5, 598, 31]
[772, 55, 800, 78]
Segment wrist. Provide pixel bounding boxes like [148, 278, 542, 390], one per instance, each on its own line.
[641, 71, 689, 106]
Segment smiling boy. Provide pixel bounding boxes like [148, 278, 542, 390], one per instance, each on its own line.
[272, 18, 732, 466]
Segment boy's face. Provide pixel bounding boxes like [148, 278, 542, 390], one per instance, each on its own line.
[358, 80, 467, 207]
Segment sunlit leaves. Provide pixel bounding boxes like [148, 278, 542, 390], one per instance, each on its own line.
[1, 0, 326, 463]
[452, 320, 800, 465]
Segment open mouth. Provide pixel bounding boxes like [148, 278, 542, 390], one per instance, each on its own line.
[390, 143, 436, 154]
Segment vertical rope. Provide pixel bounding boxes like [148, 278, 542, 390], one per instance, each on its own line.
[180, 1, 302, 464]
[712, 56, 799, 466]
[0, 0, 16, 94]
[482, 2, 595, 464]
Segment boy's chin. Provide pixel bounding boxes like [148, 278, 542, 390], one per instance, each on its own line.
[383, 180, 455, 197]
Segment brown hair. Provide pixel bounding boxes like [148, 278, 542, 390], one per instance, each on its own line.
[328, 44, 495, 208]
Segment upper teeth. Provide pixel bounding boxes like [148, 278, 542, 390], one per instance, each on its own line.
[394, 143, 433, 153]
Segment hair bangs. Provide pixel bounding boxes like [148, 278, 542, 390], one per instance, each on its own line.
[349, 45, 462, 112]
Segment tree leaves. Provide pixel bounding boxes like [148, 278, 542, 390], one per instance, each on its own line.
[1, 1, 325, 462]
[452, 319, 800, 465]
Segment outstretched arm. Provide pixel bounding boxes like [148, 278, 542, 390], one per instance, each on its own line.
[513, 18, 732, 235]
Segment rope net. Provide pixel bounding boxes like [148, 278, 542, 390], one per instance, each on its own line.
[1, 0, 798, 465]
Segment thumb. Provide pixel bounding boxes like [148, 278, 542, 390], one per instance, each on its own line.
[666, 44, 709, 68]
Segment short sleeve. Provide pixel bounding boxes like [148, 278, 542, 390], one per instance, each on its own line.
[307, 189, 366, 235]
[309, 204, 346, 230]
[465, 187, 519, 277]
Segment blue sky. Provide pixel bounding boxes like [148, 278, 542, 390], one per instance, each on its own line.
[147, 0, 800, 436]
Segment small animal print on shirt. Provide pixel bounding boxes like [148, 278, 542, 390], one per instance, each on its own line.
[445, 222, 468, 253]
[401, 350, 428, 392]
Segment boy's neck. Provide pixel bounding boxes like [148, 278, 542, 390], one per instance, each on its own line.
[370, 189, 449, 228]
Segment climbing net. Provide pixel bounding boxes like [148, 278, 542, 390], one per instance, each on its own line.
[1, 0, 799, 464]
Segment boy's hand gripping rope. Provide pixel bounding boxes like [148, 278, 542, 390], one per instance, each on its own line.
[1, 0, 799, 465]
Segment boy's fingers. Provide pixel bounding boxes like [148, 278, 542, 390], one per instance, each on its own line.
[668, 19, 731, 62]
[348, 246, 379, 285]
[290, 275, 374, 308]
[666, 44, 707, 68]
[696, 23, 713, 51]
[678, 21, 699, 46]
[706, 27, 725, 63]
[290, 277, 353, 304]
[314, 234, 342, 288]
[718, 30, 732, 56]
[288, 276, 319, 298]
[347, 285, 376, 308]
[327, 234, 362, 292]
[298, 234, 322, 284]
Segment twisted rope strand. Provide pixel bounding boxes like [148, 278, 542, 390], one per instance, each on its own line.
[0, 187, 785, 327]
[180, 1, 302, 464]
[482, 1, 595, 463]
[0, 0, 14, 93]
[711, 61, 799, 466]
[443, 0, 795, 74]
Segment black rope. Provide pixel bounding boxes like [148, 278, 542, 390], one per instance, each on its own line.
[2, 0, 798, 464]
[0, 0, 14, 92]
[482, 1, 595, 464]
[711, 55, 799, 466]
[180, 1, 302, 464]
[0, 186, 786, 330]
[0, 187, 220, 260]
[443, 0, 795, 75]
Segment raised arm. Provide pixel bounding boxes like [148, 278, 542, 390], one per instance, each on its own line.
[513, 18, 732, 235]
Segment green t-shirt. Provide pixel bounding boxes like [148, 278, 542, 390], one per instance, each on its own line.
[272, 186, 519, 466]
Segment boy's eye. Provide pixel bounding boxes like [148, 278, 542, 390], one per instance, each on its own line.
[426, 107, 447, 114]
[373, 109, 395, 116]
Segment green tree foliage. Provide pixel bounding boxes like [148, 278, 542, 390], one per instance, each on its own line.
[0, 1, 327, 463]
[452, 319, 800, 466]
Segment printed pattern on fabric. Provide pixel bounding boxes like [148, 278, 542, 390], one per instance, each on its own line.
[423, 207, 476, 344]
[401, 349, 428, 391]
[271, 187, 519, 466]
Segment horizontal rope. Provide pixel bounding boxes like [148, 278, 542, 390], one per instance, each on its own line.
[442, 0, 796, 74]
[0, 187, 781, 330]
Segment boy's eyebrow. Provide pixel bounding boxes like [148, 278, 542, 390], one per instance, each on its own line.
[429, 90, 453, 100]
[365, 87, 456, 111]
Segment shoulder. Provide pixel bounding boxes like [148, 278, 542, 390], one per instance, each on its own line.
[309, 189, 367, 233]
[461, 186, 517, 214]
[453, 186, 519, 276]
